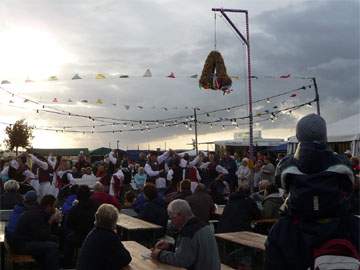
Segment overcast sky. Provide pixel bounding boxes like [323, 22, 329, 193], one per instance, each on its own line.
[0, 0, 358, 150]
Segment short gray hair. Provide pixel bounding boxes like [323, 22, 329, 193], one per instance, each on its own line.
[95, 204, 119, 230]
[167, 199, 193, 218]
[4, 180, 20, 192]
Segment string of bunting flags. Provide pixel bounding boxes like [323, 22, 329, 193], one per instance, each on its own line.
[0, 70, 301, 85]
[0, 81, 315, 129]
[0, 98, 316, 134]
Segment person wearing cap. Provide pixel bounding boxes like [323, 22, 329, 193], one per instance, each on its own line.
[77, 204, 132, 270]
[264, 114, 358, 270]
[13, 194, 61, 270]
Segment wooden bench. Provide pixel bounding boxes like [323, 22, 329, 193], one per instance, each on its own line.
[4, 239, 36, 269]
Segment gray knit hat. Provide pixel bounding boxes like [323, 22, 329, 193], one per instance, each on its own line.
[296, 113, 327, 143]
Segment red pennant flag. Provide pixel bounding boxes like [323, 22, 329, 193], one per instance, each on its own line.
[52, 98, 59, 102]
[280, 74, 291, 79]
[167, 72, 176, 78]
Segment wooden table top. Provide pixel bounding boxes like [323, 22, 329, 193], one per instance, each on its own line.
[117, 214, 162, 231]
[215, 231, 267, 251]
[0, 221, 6, 243]
[122, 241, 185, 270]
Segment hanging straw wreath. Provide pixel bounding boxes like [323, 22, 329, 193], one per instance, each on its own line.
[199, 50, 232, 94]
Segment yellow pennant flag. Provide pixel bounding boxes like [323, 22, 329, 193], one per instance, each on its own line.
[96, 99, 103, 104]
[96, 74, 106, 79]
[48, 76, 58, 81]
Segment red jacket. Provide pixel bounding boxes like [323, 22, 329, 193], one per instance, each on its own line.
[90, 192, 120, 209]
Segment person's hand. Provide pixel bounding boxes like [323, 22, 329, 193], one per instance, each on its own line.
[151, 248, 162, 259]
[154, 240, 170, 250]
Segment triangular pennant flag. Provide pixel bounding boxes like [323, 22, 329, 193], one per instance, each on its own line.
[48, 76, 58, 81]
[137, 106, 143, 109]
[52, 98, 59, 102]
[163, 107, 168, 111]
[112, 103, 117, 106]
[24, 99, 29, 103]
[68, 98, 73, 102]
[25, 78, 33, 83]
[1, 80, 10, 84]
[190, 74, 198, 78]
[9, 100, 14, 103]
[280, 74, 291, 79]
[96, 99, 103, 104]
[119, 75, 129, 78]
[231, 75, 240, 80]
[167, 72, 175, 78]
[72, 74, 82, 80]
[250, 75, 259, 79]
[124, 105, 130, 110]
[143, 69, 152, 77]
[96, 73, 106, 79]
[81, 99, 88, 103]
[290, 93, 297, 97]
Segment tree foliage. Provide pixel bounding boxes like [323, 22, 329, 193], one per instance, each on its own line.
[4, 119, 33, 155]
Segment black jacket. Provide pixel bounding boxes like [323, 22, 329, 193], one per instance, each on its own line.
[66, 199, 97, 244]
[77, 227, 131, 270]
[0, 192, 22, 210]
[218, 191, 260, 233]
[138, 197, 168, 228]
[13, 204, 56, 247]
[264, 215, 360, 270]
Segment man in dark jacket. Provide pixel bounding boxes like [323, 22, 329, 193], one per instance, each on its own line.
[77, 204, 132, 270]
[220, 150, 238, 192]
[265, 114, 358, 270]
[13, 194, 61, 270]
[64, 185, 97, 267]
[186, 183, 215, 223]
[0, 179, 22, 209]
[218, 183, 260, 233]
[151, 199, 220, 270]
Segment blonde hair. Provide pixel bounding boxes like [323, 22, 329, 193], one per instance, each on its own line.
[95, 204, 119, 230]
[4, 180, 20, 192]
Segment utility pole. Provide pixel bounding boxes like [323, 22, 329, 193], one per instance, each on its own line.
[212, 8, 254, 160]
[312, 77, 321, 115]
[116, 140, 119, 150]
[193, 108, 199, 155]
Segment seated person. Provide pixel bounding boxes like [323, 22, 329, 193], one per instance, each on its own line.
[64, 185, 97, 267]
[138, 183, 168, 229]
[218, 183, 260, 233]
[251, 179, 270, 209]
[186, 183, 215, 223]
[0, 179, 22, 209]
[61, 184, 79, 216]
[209, 175, 230, 205]
[91, 182, 120, 209]
[13, 194, 62, 270]
[77, 204, 132, 270]
[6, 190, 34, 243]
[165, 179, 192, 204]
[151, 199, 221, 270]
[120, 190, 137, 217]
[262, 183, 284, 219]
[133, 166, 147, 190]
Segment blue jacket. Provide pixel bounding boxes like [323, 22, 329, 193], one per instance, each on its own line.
[6, 204, 24, 235]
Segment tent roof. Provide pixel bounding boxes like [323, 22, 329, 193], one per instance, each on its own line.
[89, 147, 112, 156]
[214, 138, 285, 147]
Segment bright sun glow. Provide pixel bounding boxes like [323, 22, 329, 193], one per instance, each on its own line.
[0, 27, 75, 79]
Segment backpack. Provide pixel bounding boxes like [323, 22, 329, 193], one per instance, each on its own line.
[309, 239, 360, 270]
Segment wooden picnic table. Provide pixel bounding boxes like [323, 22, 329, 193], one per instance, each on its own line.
[117, 214, 162, 231]
[122, 241, 185, 270]
[215, 231, 267, 251]
[122, 241, 232, 270]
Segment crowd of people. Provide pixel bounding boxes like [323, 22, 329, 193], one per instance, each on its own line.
[0, 113, 359, 270]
